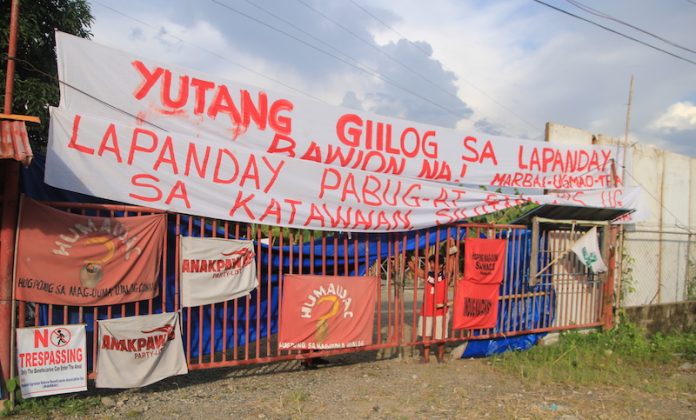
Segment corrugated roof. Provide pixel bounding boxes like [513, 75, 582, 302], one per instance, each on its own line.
[513, 204, 634, 226]
[0, 120, 33, 166]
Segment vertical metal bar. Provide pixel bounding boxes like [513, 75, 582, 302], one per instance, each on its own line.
[266, 228, 274, 357]
[244, 224, 251, 360]
[528, 227, 539, 330]
[561, 230, 571, 328]
[343, 235, 349, 275]
[602, 226, 617, 330]
[160, 212, 168, 313]
[274, 230, 284, 358]
[210, 219, 218, 363]
[281, 230, 293, 359]
[376, 237, 383, 345]
[184, 216, 192, 364]
[573, 230, 582, 326]
[548, 230, 558, 328]
[232, 223, 240, 360]
[572, 230, 580, 326]
[309, 232, 315, 275]
[503, 228, 513, 333]
[222, 221, 229, 362]
[411, 231, 419, 344]
[255, 226, 261, 359]
[92, 307, 99, 376]
[530, 217, 539, 285]
[174, 214, 181, 313]
[506, 228, 516, 332]
[197, 217, 204, 365]
[395, 235, 403, 347]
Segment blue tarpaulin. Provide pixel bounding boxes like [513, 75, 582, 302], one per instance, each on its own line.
[461, 229, 556, 358]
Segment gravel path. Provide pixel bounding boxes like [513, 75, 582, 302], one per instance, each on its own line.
[35, 349, 694, 419]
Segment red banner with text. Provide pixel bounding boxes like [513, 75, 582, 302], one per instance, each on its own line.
[463, 238, 507, 284]
[453, 281, 501, 330]
[15, 198, 165, 306]
[453, 238, 507, 329]
[278, 275, 378, 351]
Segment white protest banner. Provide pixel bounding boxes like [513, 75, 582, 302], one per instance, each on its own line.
[54, 31, 622, 190]
[96, 312, 187, 388]
[46, 107, 640, 232]
[16, 324, 87, 398]
[180, 237, 258, 307]
[571, 227, 608, 273]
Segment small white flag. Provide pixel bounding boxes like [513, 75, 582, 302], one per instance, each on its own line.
[571, 227, 608, 273]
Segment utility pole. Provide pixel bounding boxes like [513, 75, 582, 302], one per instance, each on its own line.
[615, 75, 633, 311]
[0, 0, 21, 398]
[622, 75, 633, 183]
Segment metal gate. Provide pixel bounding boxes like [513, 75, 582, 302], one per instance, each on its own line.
[10, 202, 614, 377]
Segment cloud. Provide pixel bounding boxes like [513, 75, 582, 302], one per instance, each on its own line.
[649, 101, 696, 133]
[91, 0, 472, 128]
[89, 0, 696, 157]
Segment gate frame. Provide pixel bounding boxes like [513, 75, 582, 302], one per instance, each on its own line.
[3, 202, 618, 386]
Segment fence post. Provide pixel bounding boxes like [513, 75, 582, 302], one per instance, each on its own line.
[602, 226, 618, 330]
[0, 163, 20, 397]
[1, 0, 21, 398]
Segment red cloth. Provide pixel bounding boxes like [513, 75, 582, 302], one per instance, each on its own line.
[15, 198, 164, 306]
[420, 270, 447, 317]
[453, 238, 507, 329]
[278, 275, 378, 350]
[464, 238, 506, 284]
[452, 281, 500, 329]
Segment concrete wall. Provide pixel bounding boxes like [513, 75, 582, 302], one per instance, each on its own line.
[546, 122, 695, 307]
[623, 301, 696, 334]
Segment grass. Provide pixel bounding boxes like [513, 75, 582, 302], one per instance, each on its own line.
[1, 394, 101, 418]
[490, 320, 696, 392]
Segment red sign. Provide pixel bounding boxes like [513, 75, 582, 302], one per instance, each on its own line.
[464, 238, 507, 284]
[452, 281, 501, 330]
[453, 238, 507, 329]
[15, 198, 165, 306]
[278, 275, 378, 350]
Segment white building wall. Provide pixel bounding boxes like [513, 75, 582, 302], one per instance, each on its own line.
[546, 122, 695, 307]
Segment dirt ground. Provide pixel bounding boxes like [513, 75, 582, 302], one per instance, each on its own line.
[20, 348, 695, 419]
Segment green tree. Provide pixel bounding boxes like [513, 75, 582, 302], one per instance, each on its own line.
[0, 0, 93, 151]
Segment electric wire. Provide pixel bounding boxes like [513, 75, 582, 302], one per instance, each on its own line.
[240, 0, 467, 115]
[347, 0, 431, 57]
[6, 54, 168, 132]
[347, 0, 542, 134]
[92, 0, 329, 104]
[292, 0, 474, 114]
[245, 0, 478, 123]
[565, 0, 696, 55]
[532, 0, 696, 66]
[210, 0, 466, 117]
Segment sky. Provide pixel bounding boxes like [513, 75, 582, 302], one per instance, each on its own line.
[87, 0, 696, 157]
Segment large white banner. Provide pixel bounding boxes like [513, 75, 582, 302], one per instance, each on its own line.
[96, 312, 187, 389]
[54, 32, 623, 190]
[16, 324, 87, 398]
[47, 32, 642, 231]
[46, 107, 638, 231]
[180, 237, 258, 307]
